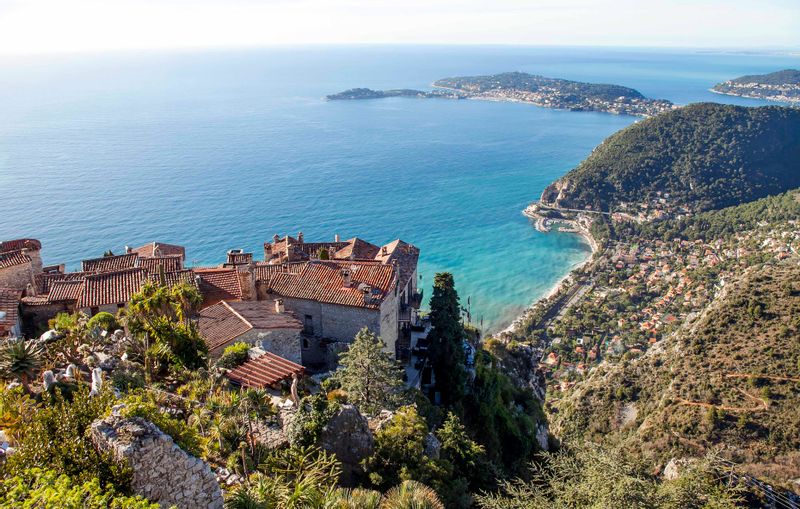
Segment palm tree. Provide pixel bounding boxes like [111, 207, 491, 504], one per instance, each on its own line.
[0, 338, 44, 393]
[381, 481, 444, 509]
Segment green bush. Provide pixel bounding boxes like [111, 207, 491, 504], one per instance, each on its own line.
[0, 468, 158, 509]
[87, 312, 119, 332]
[119, 392, 205, 458]
[216, 342, 250, 369]
[4, 386, 131, 489]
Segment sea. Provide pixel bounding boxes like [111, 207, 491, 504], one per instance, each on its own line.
[0, 45, 797, 332]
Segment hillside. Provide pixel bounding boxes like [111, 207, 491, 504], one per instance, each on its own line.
[712, 70, 800, 103]
[726, 69, 800, 86]
[540, 103, 800, 212]
[551, 260, 800, 488]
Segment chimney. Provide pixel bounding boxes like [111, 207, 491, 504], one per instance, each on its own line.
[381, 246, 388, 255]
[125, 245, 132, 254]
[274, 298, 285, 314]
[341, 269, 352, 287]
[334, 233, 340, 243]
[272, 234, 280, 244]
[246, 262, 257, 300]
[298, 231, 304, 244]
[194, 275, 203, 288]
[285, 240, 292, 263]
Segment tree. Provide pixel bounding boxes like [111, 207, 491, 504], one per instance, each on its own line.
[0, 338, 44, 393]
[330, 327, 404, 415]
[427, 273, 466, 408]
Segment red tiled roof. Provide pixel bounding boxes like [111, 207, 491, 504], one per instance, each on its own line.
[198, 301, 254, 352]
[130, 242, 185, 259]
[193, 268, 243, 306]
[78, 268, 146, 308]
[139, 255, 183, 274]
[253, 262, 306, 281]
[36, 271, 88, 294]
[149, 269, 198, 288]
[49, 280, 83, 302]
[82, 253, 139, 273]
[333, 238, 380, 260]
[198, 300, 302, 353]
[0, 287, 22, 334]
[0, 250, 32, 270]
[0, 239, 41, 253]
[226, 351, 304, 389]
[374, 239, 420, 290]
[262, 260, 396, 309]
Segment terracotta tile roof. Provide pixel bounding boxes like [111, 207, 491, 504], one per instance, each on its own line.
[198, 301, 254, 352]
[78, 268, 146, 308]
[20, 295, 52, 307]
[225, 300, 303, 330]
[199, 300, 301, 353]
[82, 253, 139, 273]
[49, 280, 83, 302]
[149, 269, 198, 288]
[0, 239, 41, 253]
[226, 351, 304, 389]
[0, 250, 32, 269]
[333, 238, 380, 260]
[130, 242, 185, 259]
[139, 255, 183, 274]
[193, 268, 243, 306]
[0, 287, 22, 334]
[36, 271, 88, 294]
[374, 239, 420, 290]
[253, 262, 306, 281]
[262, 260, 396, 309]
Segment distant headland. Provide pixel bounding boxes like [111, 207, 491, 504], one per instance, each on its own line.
[711, 69, 800, 103]
[327, 71, 676, 117]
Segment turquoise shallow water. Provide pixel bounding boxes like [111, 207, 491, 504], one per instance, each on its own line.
[0, 46, 797, 331]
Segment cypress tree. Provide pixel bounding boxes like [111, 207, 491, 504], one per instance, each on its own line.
[427, 272, 466, 408]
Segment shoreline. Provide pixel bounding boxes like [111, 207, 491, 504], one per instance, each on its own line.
[708, 87, 800, 104]
[496, 214, 598, 335]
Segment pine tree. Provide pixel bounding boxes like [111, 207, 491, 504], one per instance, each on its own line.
[331, 327, 404, 415]
[427, 272, 466, 408]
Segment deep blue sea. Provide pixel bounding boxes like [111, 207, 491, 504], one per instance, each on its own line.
[0, 46, 797, 331]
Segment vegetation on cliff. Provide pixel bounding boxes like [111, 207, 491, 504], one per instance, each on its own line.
[541, 104, 800, 212]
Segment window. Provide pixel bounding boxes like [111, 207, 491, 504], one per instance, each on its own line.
[303, 314, 314, 335]
[302, 337, 310, 349]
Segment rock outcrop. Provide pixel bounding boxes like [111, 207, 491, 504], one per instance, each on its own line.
[319, 404, 374, 484]
[91, 415, 223, 509]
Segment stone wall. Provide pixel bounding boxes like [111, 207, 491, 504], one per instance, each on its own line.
[224, 327, 302, 364]
[0, 262, 35, 291]
[91, 415, 223, 509]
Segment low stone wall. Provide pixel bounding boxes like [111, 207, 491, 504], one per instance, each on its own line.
[91, 415, 223, 509]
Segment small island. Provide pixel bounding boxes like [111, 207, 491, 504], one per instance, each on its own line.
[711, 69, 800, 103]
[327, 72, 676, 117]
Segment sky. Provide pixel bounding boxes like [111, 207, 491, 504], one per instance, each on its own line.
[0, 0, 798, 55]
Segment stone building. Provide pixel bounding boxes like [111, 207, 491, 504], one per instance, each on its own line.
[0, 239, 43, 292]
[78, 268, 147, 315]
[257, 233, 421, 364]
[197, 299, 303, 361]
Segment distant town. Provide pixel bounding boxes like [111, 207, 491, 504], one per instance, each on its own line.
[328, 71, 677, 117]
[712, 68, 800, 103]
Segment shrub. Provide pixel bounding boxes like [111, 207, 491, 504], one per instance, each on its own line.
[0, 468, 158, 509]
[119, 392, 206, 458]
[87, 312, 119, 332]
[216, 342, 250, 369]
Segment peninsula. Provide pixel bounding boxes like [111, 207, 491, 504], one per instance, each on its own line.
[711, 69, 800, 103]
[327, 71, 676, 117]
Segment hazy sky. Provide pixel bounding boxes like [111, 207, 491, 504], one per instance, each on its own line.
[0, 0, 798, 55]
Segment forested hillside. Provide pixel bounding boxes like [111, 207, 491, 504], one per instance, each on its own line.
[540, 104, 800, 212]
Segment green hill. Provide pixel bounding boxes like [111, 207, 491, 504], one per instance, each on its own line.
[540, 103, 800, 212]
[727, 69, 800, 86]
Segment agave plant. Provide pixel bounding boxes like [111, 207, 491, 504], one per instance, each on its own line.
[0, 337, 44, 393]
[381, 481, 444, 509]
[328, 488, 382, 509]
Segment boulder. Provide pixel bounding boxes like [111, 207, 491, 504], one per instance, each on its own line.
[319, 404, 374, 484]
